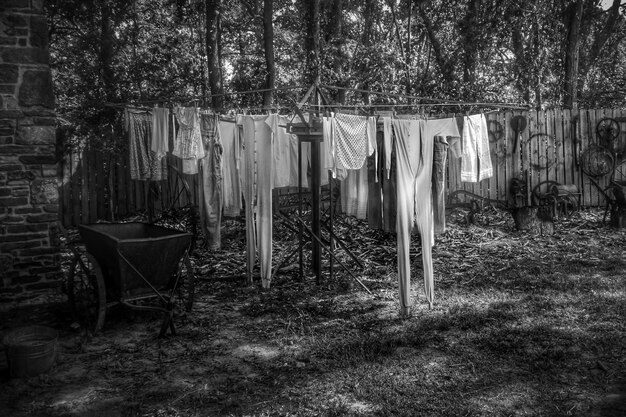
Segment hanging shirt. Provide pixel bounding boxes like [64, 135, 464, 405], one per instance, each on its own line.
[173, 107, 205, 174]
[266, 113, 305, 189]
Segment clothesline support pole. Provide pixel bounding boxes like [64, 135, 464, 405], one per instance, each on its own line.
[298, 138, 304, 282]
[310, 138, 322, 282]
[291, 216, 372, 295]
[328, 171, 334, 281]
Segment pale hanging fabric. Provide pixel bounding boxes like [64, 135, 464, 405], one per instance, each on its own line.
[461, 113, 493, 182]
[392, 118, 435, 316]
[173, 107, 205, 174]
[332, 113, 375, 172]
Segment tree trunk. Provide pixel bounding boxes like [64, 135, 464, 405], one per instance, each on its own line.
[417, 3, 456, 89]
[563, 0, 584, 109]
[99, 1, 115, 102]
[579, 0, 622, 88]
[206, 0, 224, 109]
[460, 0, 480, 100]
[263, 0, 275, 107]
[305, 0, 321, 86]
[360, 0, 375, 104]
[327, 0, 346, 103]
[511, 28, 531, 103]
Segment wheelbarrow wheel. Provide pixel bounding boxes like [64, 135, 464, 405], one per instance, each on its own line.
[67, 252, 106, 334]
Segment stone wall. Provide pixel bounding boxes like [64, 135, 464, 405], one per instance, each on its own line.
[0, 0, 60, 308]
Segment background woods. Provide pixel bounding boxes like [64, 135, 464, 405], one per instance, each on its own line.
[46, 0, 626, 207]
[47, 0, 626, 119]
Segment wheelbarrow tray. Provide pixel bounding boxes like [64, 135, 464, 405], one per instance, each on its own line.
[78, 223, 192, 302]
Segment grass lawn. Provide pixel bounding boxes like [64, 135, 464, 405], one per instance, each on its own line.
[0, 208, 625, 416]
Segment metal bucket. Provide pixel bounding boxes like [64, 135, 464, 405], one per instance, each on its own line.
[3, 325, 58, 378]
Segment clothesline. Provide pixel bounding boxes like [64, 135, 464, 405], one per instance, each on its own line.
[104, 85, 308, 108]
[318, 85, 531, 109]
[301, 103, 528, 111]
[105, 84, 530, 112]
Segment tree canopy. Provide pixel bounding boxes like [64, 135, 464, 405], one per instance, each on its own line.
[46, 0, 626, 147]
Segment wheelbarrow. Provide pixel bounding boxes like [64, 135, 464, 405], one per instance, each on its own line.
[66, 222, 195, 337]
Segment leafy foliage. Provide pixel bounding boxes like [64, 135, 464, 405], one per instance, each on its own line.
[46, 0, 626, 151]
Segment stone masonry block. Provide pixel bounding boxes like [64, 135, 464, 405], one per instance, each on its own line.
[18, 70, 55, 108]
[0, 163, 23, 172]
[11, 187, 29, 196]
[0, 164, 22, 171]
[0, 254, 12, 273]
[11, 275, 41, 285]
[30, 16, 49, 48]
[0, 37, 17, 45]
[0, 196, 27, 207]
[19, 246, 57, 256]
[0, 0, 31, 11]
[0, 240, 41, 252]
[13, 206, 40, 214]
[0, 144, 28, 155]
[31, 0, 45, 12]
[0, 233, 47, 242]
[19, 154, 56, 164]
[1, 47, 49, 64]
[0, 215, 23, 223]
[32, 117, 56, 126]
[6, 223, 48, 233]
[26, 212, 56, 222]
[22, 108, 54, 117]
[26, 280, 62, 291]
[0, 85, 16, 95]
[7, 169, 36, 181]
[16, 125, 55, 145]
[0, 119, 17, 128]
[42, 166, 56, 177]
[20, 74, 52, 109]
[1, 13, 28, 30]
[0, 64, 19, 83]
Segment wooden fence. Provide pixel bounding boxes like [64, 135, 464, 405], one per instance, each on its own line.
[457, 108, 626, 209]
[59, 108, 626, 227]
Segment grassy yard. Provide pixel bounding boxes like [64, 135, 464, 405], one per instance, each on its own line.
[1, 208, 625, 416]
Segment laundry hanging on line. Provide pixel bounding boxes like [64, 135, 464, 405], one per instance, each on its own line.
[122, 105, 495, 303]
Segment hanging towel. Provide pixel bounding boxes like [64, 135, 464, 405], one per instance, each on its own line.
[151, 107, 170, 159]
[220, 117, 243, 217]
[461, 114, 493, 182]
[333, 113, 374, 171]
